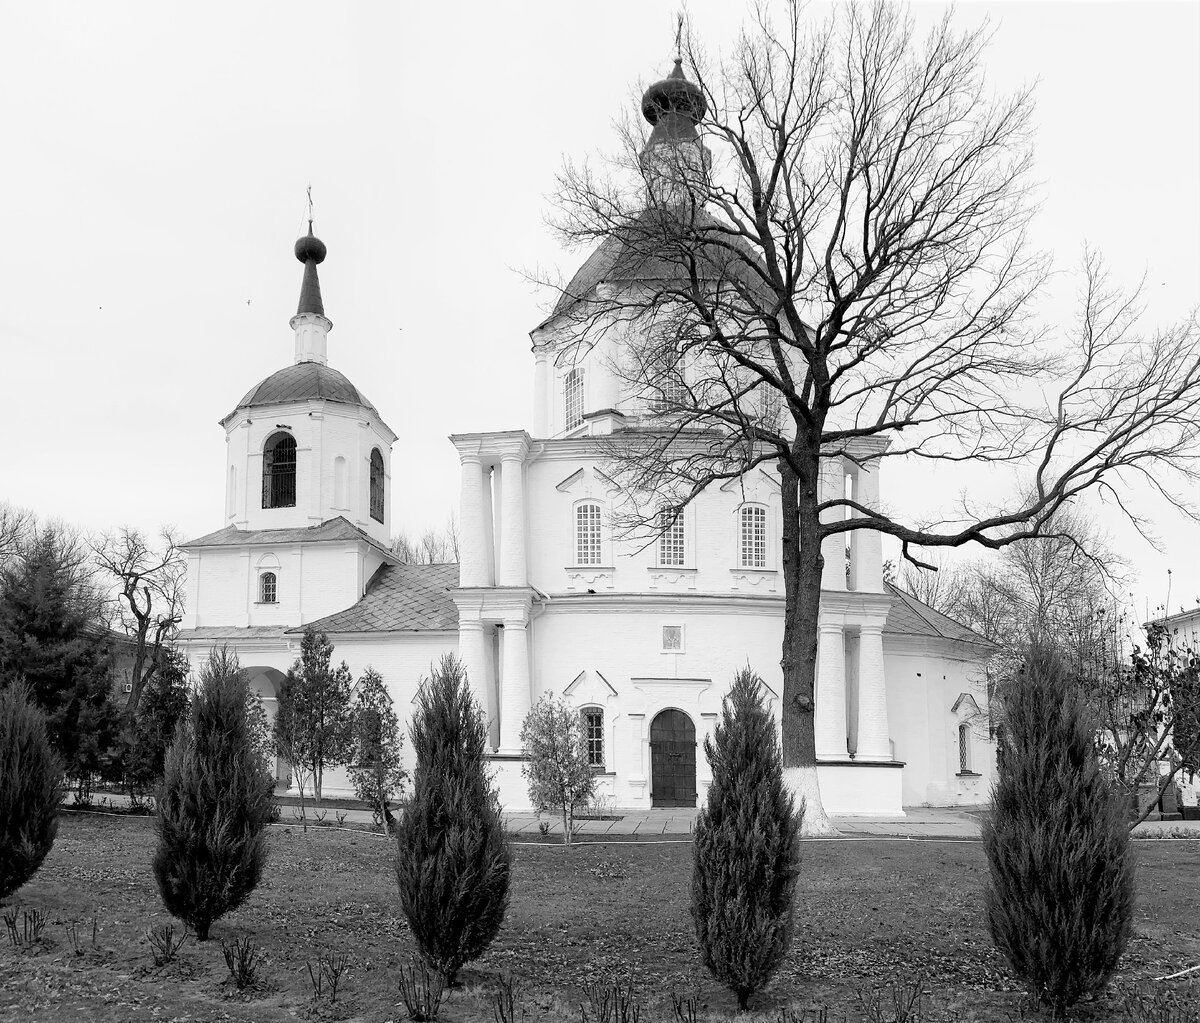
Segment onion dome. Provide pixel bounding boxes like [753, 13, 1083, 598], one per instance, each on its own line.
[641, 58, 706, 144]
[295, 223, 327, 317]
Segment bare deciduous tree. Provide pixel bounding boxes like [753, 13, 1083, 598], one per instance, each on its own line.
[545, 2, 1200, 830]
[93, 527, 186, 718]
[390, 514, 461, 565]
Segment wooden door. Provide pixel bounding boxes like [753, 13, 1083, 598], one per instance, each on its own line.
[650, 709, 697, 808]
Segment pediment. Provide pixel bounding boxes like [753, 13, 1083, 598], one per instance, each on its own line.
[951, 692, 982, 717]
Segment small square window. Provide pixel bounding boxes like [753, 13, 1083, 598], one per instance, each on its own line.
[662, 625, 684, 652]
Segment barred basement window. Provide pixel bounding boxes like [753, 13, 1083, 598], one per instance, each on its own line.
[658, 511, 685, 567]
[739, 505, 768, 568]
[260, 571, 277, 604]
[575, 502, 602, 565]
[564, 368, 584, 430]
[262, 431, 297, 509]
[582, 707, 605, 769]
[369, 448, 385, 523]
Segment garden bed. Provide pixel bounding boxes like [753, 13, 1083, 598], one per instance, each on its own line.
[1, 815, 1198, 1022]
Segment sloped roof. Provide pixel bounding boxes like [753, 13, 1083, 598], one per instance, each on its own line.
[182, 516, 394, 562]
[177, 626, 288, 642]
[229, 362, 378, 418]
[291, 562, 459, 634]
[883, 582, 997, 648]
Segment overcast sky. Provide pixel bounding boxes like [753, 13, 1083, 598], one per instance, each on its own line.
[2, 1, 1197, 618]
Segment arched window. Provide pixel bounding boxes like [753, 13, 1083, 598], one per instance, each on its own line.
[262, 431, 297, 509]
[738, 505, 768, 568]
[564, 368, 584, 431]
[581, 707, 605, 769]
[575, 502, 602, 565]
[369, 448, 385, 523]
[958, 722, 973, 774]
[658, 510, 685, 567]
[259, 571, 277, 604]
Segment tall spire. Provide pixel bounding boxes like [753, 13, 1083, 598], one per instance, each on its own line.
[291, 220, 333, 365]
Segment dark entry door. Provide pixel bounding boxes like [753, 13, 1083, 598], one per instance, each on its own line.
[650, 709, 697, 808]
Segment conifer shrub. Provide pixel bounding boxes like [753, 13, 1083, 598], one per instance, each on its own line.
[395, 653, 510, 984]
[152, 647, 275, 940]
[983, 643, 1136, 1016]
[691, 666, 802, 1011]
[0, 683, 65, 901]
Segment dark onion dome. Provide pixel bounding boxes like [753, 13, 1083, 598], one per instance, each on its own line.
[230, 362, 378, 417]
[641, 58, 706, 144]
[294, 225, 327, 317]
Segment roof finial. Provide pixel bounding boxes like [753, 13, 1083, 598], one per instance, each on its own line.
[294, 188, 327, 317]
[306, 184, 314, 236]
[675, 13, 684, 62]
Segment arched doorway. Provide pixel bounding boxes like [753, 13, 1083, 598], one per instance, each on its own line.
[244, 666, 289, 793]
[650, 709, 697, 808]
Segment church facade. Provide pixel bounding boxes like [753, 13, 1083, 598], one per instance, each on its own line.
[178, 62, 997, 817]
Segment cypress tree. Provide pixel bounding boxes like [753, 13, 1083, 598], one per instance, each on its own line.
[0, 683, 65, 900]
[691, 667, 802, 1011]
[983, 643, 1135, 1016]
[395, 653, 510, 984]
[152, 647, 275, 940]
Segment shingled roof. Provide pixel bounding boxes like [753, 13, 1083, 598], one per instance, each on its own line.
[291, 562, 459, 635]
[182, 516, 394, 562]
[228, 362, 378, 419]
[883, 583, 996, 648]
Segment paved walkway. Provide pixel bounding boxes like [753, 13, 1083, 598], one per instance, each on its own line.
[78, 794, 1200, 841]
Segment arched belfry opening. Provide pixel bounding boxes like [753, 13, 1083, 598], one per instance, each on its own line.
[262, 431, 297, 509]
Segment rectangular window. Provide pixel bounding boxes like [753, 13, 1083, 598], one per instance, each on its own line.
[564, 368, 584, 431]
[662, 625, 684, 652]
[650, 354, 688, 411]
[658, 512, 686, 567]
[958, 722, 971, 773]
[758, 387, 781, 432]
[739, 505, 768, 568]
[582, 708, 604, 769]
[575, 503, 602, 565]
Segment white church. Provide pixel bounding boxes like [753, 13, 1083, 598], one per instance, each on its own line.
[178, 59, 997, 817]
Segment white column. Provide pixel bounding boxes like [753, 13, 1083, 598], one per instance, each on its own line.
[533, 349, 552, 437]
[481, 464, 497, 586]
[819, 455, 846, 591]
[499, 617, 531, 752]
[815, 618, 848, 759]
[856, 623, 891, 761]
[851, 462, 884, 592]
[458, 455, 489, 587]
[498, 453, 527, 586]
[458, 619, 489, 717]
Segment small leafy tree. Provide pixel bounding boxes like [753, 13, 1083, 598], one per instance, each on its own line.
[272, 628, 353, 806]
[118, 647, 191, 802]
[348, 667, 407, 831]
[982, 643, 1135, 1015]
[519, 693, 595, 846]
[152, 646, 275, 941]
[692, 667, 802, 1011]
[0, 683, 65, 901]
[395, 653, 510, 984]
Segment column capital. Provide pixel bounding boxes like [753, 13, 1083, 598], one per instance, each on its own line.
[502, 617, 529, 630]
[459, 618, 485, 633]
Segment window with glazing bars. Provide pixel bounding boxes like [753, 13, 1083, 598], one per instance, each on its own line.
[262, 432, 297, 508]
[564, 368, 584, 430]
[260, 571, 277, 603]
[369, 448, 385, 522]
[651, 354, 688, 411]
[958, 722, 971, 773]
[758, 386, 782, 432]
[658, 511, 685, 567]
[575, 503, 602, 565]
[739, 505, 767, 568]
[582, 708, 604, 768]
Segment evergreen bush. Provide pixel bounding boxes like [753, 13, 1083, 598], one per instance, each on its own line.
[983, 643, 1136, 1015]
[152, 647, 275, 940]
[519, 692, 595, 846]
[347, 667, 407, 832]
[0, 683, 65, 900]
[691, 667, 802, 1011]
[395, 653, 510, 984]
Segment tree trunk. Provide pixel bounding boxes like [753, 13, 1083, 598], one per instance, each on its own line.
[561, 805, 572, 847]
[779, 457, 838, 837]
[314, 764, 323, 804]
[195, 920, 210, 942]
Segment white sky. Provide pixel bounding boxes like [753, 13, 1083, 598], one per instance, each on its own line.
[1, 1, 1197, 618]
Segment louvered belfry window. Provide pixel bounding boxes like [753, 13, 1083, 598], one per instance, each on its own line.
[369, 448, 385, 523]
[262, 432, 297, 509]
[575, 503, 602, 565]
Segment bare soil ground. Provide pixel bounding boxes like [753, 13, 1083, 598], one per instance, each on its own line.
[1, 813, 1197, 1022]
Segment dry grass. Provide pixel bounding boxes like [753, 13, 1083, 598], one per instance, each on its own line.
[0, 813, 1197, 1022]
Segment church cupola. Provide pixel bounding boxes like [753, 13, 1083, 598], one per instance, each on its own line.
[639, 57, 711, 204]
[291, 224, 333, 366]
